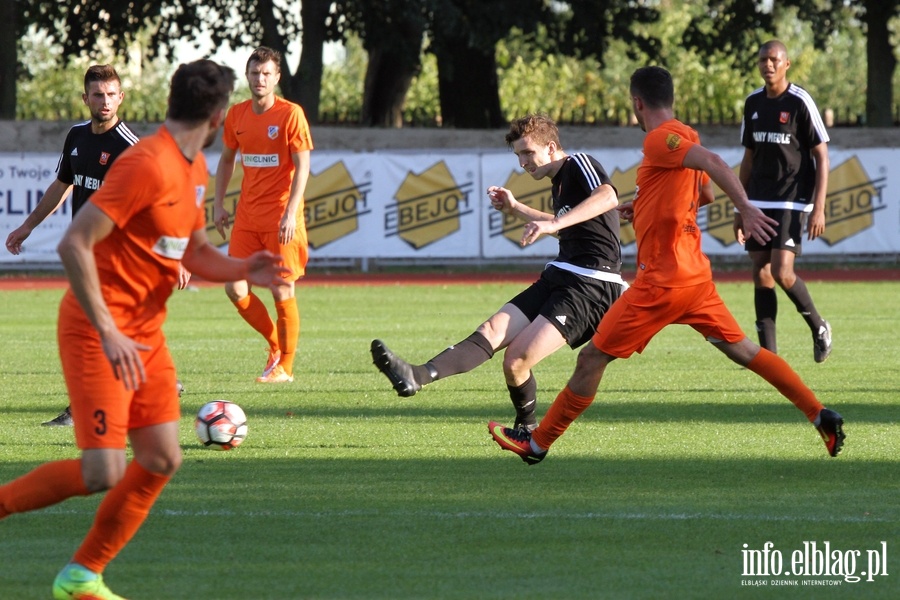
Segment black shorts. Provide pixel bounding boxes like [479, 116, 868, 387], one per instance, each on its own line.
[508, 265, 624, 348]
[745, 208, 806, 255]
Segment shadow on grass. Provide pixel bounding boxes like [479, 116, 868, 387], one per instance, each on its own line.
[224, 399, 896, 425]
[2, 455, 896, 599]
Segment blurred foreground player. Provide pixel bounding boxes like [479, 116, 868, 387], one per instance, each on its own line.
[5, 65, 187, 427]
[0, 60, 289, 600]
[4, 65, 138, 427]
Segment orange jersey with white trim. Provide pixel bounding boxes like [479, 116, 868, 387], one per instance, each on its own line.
[632, 119, 711, 288]
[71, 125, 207, 334]
[223, 97, 313, 231]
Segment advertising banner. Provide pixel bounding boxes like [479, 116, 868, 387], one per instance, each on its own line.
[1, 147, 896, 266]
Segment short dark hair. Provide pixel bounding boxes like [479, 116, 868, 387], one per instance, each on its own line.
[630, 66, 674, 110]
[246, 46, 283, 74]
[504, 114, 562, 150]
[167, 60, 236, 123]
[759, 39, 788, 58]
[83, 65, 121, 94]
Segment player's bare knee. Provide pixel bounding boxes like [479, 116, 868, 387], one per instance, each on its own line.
[771, 269, 796, 289]
[476, 321, 504, 348]
[715, 337, 758, 366]
[224, 286, 243, 303]
[82, 471, 121, 493]
[574, 344, 603, 371]
[502, 353, 529, 381]
[149, 451, 183, 477]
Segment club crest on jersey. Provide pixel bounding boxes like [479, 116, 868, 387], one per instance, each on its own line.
[99, 152, 110, 165]
[268, 126, 279, 140]
[666, 133, 681, 150]
[779, 111, 790, 124]
[195, 185, 206, 207]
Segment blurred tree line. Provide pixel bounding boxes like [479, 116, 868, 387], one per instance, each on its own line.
[2, 0, 898, 127]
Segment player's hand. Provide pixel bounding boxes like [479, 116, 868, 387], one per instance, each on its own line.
[617, 203, 634, 222]
[487, 186, 516, 214]
[807, 209, 825, 241]
[5, 226, 32, 255]
[521, 220, 556, 246]
[213, 205, 231, 239]
[740, 206, 778, 245]
[100, 329, 151, 391]
[278, 213, 297, 245]
[177, 265, 192, 290]
[243, 250, 291, 288]
[733, 213, 746, 245]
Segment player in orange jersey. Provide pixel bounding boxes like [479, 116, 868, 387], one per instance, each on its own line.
[0, 59, 289, 600]
[213, 46, 314, 384]
[489, 66, 845, 465]
[6, 65, 189, 427]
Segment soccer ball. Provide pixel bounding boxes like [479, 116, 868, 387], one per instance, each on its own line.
[195, 400, 248, 450]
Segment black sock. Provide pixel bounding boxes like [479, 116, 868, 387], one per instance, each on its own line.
[784, 279, 825, 331]
[754, 287, 778, 353]
[508, 372, 538, 428]
[424, 331, 494, 382]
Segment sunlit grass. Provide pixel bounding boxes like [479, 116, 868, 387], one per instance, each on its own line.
[0, 280, 897, 599]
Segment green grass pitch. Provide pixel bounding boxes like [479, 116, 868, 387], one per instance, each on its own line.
[0, 278, 897, 599]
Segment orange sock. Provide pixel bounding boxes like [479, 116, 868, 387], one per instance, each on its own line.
[73, 461, 170, 574]
[531, 386, 595, 451]
[234, 292, 278, 350]
[274, 298, 300, 376]
[746, 348, 823, 421]
[0, 459, 90, 519]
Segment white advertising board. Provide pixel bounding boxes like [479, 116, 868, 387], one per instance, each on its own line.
[1, 147, 896, 265]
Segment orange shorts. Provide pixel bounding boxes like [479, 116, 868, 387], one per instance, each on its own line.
[57, 293, 181, 450]
[229, 220, 308, 281]
[593, 278, 746, 358]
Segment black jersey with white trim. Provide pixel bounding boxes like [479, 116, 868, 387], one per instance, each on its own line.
[56, 120, 139, 215]
[550, 153, 621, 273]
[740, 82, 829, 210]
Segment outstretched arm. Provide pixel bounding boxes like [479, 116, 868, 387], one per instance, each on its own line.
[58, 203, 150, 391]
[520, 184, 618, 246]
[5, 179, 72, 254]
[486, 185, 553, 223]
[683, 144, 777, 245]
[182, 228, 290, 288]
[733, 148, 755, 245]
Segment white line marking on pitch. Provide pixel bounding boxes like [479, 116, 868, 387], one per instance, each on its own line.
[31, 507, 892, 524]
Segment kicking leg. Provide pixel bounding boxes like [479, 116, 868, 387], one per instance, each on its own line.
[502, 316, 567, 430]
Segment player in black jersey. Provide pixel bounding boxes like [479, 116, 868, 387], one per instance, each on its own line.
[734, 40, 832, 363]
[4, 65, 140, 426]
[6, 66, 137, 254]
[371, 114, 625, 431]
